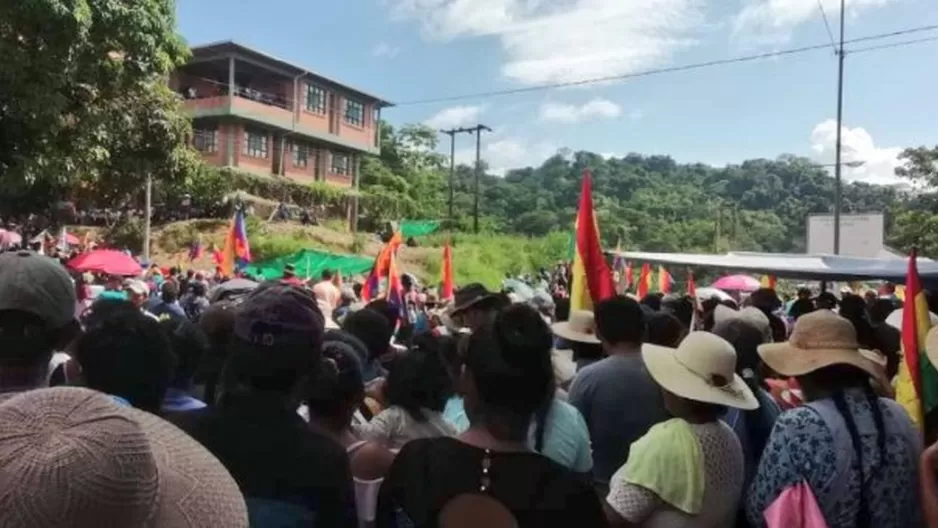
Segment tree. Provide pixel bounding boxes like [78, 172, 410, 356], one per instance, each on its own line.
[896, 146, 938, 188]
[0, 0, 190, 211]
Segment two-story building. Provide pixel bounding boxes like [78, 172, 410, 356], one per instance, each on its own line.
[170, 41, 391, 193]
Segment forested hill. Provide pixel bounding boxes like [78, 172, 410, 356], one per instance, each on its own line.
[476, 153, 902, 254]
[367, 124, 938, 258]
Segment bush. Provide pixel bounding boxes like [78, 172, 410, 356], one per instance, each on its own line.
[104, 217, 145, 252]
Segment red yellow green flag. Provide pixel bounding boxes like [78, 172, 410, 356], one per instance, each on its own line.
[760, 275, 777, 289]
[895, 248, 938, 429]
[636, 263, 652, 299]
[569, 169, 615, 312]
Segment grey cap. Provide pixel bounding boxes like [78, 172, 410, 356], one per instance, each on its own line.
[0, 251, 76, 328]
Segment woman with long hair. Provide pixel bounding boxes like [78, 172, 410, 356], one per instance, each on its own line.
[376, 304, 603, 527]
[747, 310, 921, 527]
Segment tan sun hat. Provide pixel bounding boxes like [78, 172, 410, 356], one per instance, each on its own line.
[642, 331, 759, 410]
[758, 309, 882, 379]
[0, 387, 248, 527]
[551, 310, 600, 344]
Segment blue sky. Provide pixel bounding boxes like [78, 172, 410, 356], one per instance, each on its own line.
[176, 0, 937, 183]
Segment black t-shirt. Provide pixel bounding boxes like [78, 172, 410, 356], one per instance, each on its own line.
[170, 392, 356, 527]
[376, 437, 606, 528]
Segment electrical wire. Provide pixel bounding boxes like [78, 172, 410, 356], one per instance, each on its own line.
[846, 34, 938, 54]
[175, 24, 938, 108]
[391, 24, 938, 106]
[816, 0, 839, 53]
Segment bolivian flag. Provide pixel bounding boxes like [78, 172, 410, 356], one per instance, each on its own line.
[569, 169, 615, 312]
[760, 275, 777, 289]
[636, 263, 652, 299]
[895, 248, 938, 429]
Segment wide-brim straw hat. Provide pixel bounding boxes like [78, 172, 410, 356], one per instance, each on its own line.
[642, 331, 759, 410]
[758, 309, 882, 380]
[0, 387, 248, 527]
[551, 310, 600, 344]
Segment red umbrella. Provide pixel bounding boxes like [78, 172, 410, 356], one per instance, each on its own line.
[68, 250, 141, 276]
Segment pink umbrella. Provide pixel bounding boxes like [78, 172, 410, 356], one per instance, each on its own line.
[0, 230, 22, 247]
[68, 250, 141, 276]
[711, 274, 761, 292]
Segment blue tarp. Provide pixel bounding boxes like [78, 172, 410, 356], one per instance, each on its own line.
[609, 250, 938, 286]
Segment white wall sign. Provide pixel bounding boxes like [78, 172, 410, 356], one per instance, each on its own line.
[806, 213, 884, 257]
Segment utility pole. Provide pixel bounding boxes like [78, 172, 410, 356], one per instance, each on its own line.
[468, 124, 492, 233]
[143, 173, 152, 261]
[833, 0, 846, 255]
[440, 127, 474, 221]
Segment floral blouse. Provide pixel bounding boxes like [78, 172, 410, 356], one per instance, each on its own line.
[746, 388, 922, 528]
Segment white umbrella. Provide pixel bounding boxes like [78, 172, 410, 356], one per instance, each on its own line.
[695, 287, 732, 302]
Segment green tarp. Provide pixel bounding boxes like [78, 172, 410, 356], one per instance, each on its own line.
[400, 220, 440, 238]
[244, 249, 375, 280]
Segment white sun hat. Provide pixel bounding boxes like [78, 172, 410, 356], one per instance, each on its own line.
[885, 308, 938, 331]
[642, 331, 759, 410]
[550, 310, 601, 345]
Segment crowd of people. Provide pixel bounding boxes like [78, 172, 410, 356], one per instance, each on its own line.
[3, 245, 938, 527]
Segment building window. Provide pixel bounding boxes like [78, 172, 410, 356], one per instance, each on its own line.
[331, 152, 350, 175]
[303, 84, 327, 114]
[242, 129, 268, 159]
[292, 143, 310, 168]
[193, 127, 218, 153]
[344, 99, 364, 127]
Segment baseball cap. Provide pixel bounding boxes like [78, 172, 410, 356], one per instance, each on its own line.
[0, 387, 248, 527]
[123, 279, 149, 296]
[233, 282, 325, 349]
[0, 250, 76, 328]
[229, 283, 326, 391]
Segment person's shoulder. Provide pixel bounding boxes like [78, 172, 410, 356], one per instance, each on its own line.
[773, 404, 829, 438]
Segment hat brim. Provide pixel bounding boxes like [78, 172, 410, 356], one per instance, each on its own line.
[757, 342, 883, 380]
[450, 294, 502, 316]
[550, 321, 600, 344]
[121, 406, 248, 525]
[642, 344, 759, 410]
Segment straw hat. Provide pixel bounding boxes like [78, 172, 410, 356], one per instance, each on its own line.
[551, 310, 601, 344]
[642, 331, 758, 410]
[758, 309, 882, 379]
[0, 387, 248, 527]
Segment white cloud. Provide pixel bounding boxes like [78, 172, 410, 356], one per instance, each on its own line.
[455, 136, 559, 175]
[423, 105, 485, 129]
[371, 42, 401, 58]
[539, 98, 623, 123]
[732, 0, 892, 47]
[809, 118, 903, 185]
[386, 0, 703, 85]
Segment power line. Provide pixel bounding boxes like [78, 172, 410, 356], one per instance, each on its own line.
[392, 24, 938, 106]
[847, 34, 938, 54]
[816, 0, 838, 53]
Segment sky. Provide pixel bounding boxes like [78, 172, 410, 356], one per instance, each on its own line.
[176, 0, 938, 184]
